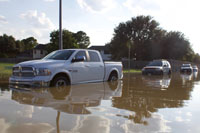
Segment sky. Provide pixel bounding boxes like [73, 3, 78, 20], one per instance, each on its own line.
[0, 0, 199, 53]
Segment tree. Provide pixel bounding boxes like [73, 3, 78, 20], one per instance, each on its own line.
[47, 29, 90, 53]
[0, 34, 17, 57]
[160, 31, 194, 61]
[47, 29, 78, 53]
[73, 31, 90, 48]
[107, 15, 163, 60]
[107, 15, 196, 61]
[21, 37, 37, 51]
[15, 40, 25, 52]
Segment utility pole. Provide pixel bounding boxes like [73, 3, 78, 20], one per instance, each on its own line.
[128, 40, 131, 72]
[59, 0, 63, 50]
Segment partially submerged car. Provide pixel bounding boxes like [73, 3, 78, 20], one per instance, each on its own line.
[192, 65, 198, 72]
[180, 64, 193, 73]
[142, 60, 171, 75]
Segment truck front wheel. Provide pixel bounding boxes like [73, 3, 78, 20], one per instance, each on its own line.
[51, 76, 70, 87]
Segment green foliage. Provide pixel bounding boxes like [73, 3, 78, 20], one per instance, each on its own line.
[73, 31, 90, 48]
[123, 69, 142, 73]
[107, 15, 164, 60]
[0, 63, 14, 79]
[107, 15, 196, 62]
[46, 29, 90, 53]
[0, 34, 17, 57]
[0, 34, 37, 57]
[21, 37, 37, 51]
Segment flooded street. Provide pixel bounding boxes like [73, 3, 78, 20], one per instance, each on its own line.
[1, 73, 200, 133]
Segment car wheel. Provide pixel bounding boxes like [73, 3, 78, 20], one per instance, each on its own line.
[168, 70, 171, 75]
[108, 72, 118, 81]
[160, 71, 163, 75]
[52, 76, 70, 87]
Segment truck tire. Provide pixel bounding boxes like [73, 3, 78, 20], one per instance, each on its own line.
[51, 76, 70, 87]
[49, 85, 71, 100]
[108, 72, 118, 81]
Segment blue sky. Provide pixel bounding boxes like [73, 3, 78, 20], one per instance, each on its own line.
[0, 0, 199, 53]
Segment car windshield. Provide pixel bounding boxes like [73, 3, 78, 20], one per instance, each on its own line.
[43, 50, 75, 60]
[147, 61, 162, 66]
[182, 64, 191, 67]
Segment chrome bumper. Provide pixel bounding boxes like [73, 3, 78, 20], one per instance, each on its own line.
[9, 77, 50, 88]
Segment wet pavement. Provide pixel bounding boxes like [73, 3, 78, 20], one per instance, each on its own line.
[0, 73, 200, 133]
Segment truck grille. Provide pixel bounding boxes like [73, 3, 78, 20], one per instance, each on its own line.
[13, 66, 35, 77]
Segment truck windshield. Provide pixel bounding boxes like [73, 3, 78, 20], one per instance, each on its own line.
[147, 61, 162, 66]
[43, 50, 75, 60]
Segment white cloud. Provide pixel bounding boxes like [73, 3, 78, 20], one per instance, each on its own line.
[123, 0, 160, 16]
[0, 119, 10, 133]
[76, 0, 116, 13]
[0, 0, 9, 2]
[121, 113, 171, 133]
[175, 116, 184, 122]
[44, 0, 55, 2]
[20, 10, 55, 30]
[19, 10, 56, 43]
[0, 15, 8, 24]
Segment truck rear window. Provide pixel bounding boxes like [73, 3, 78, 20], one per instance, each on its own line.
[88, 51, 100, 62]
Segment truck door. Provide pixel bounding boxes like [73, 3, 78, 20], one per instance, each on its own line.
[87, 51, 104, 81]
[71, 51, 90, 83]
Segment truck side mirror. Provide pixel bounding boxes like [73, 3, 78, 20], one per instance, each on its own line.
[71, 56, 86, 63]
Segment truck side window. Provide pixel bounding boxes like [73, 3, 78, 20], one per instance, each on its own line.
[75, 51, 87, 61]
[88, 51, 100, 62]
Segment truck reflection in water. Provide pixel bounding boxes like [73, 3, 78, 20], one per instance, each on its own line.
[11, 81, 122, 115]
[113, 73, 199, 125]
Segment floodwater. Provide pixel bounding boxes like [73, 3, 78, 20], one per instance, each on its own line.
[0, 73, 200, 133]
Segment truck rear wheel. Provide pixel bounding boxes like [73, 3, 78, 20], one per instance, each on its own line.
[108, 72, 118, 81]
[51, 76, 70, 87]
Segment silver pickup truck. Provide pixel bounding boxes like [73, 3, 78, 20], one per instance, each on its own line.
[9, 49, 123, 87]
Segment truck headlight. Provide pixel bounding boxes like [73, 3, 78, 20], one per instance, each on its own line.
[35, 68, 51, 76]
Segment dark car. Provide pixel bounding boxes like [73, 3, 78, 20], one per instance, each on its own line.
[142, 60, 171, 75]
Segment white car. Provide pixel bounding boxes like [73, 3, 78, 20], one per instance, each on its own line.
[180, 64, 193, 73]
[192, 65, 198, 72]
[142, 60, 171, 75]
[9, 49, 123, 87]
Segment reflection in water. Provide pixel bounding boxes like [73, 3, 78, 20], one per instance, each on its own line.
[10, 81, 122, 133]
[0, 73, 200, 133]
[112, 73, 199, 125]
[11, 81, 122, 115]
[142, 75, 171, 89]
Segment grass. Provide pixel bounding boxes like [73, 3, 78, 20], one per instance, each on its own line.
[0, 63, 14, 80]
[123, 69, 142, 73]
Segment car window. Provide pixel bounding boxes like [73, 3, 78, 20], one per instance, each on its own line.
[74, 51, 87, 61]
[147, 61, 162, 66]
[88, 51, 100, 62]
[182, 64, 191, 67]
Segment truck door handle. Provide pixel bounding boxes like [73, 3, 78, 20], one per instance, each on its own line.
[85, 65, 90, 67]
[99, 65, 103, 67]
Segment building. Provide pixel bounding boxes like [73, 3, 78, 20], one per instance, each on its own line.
[88, 46, 111, 61]
[33, 44, 48, 59]
[17, 49, 33, 60]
